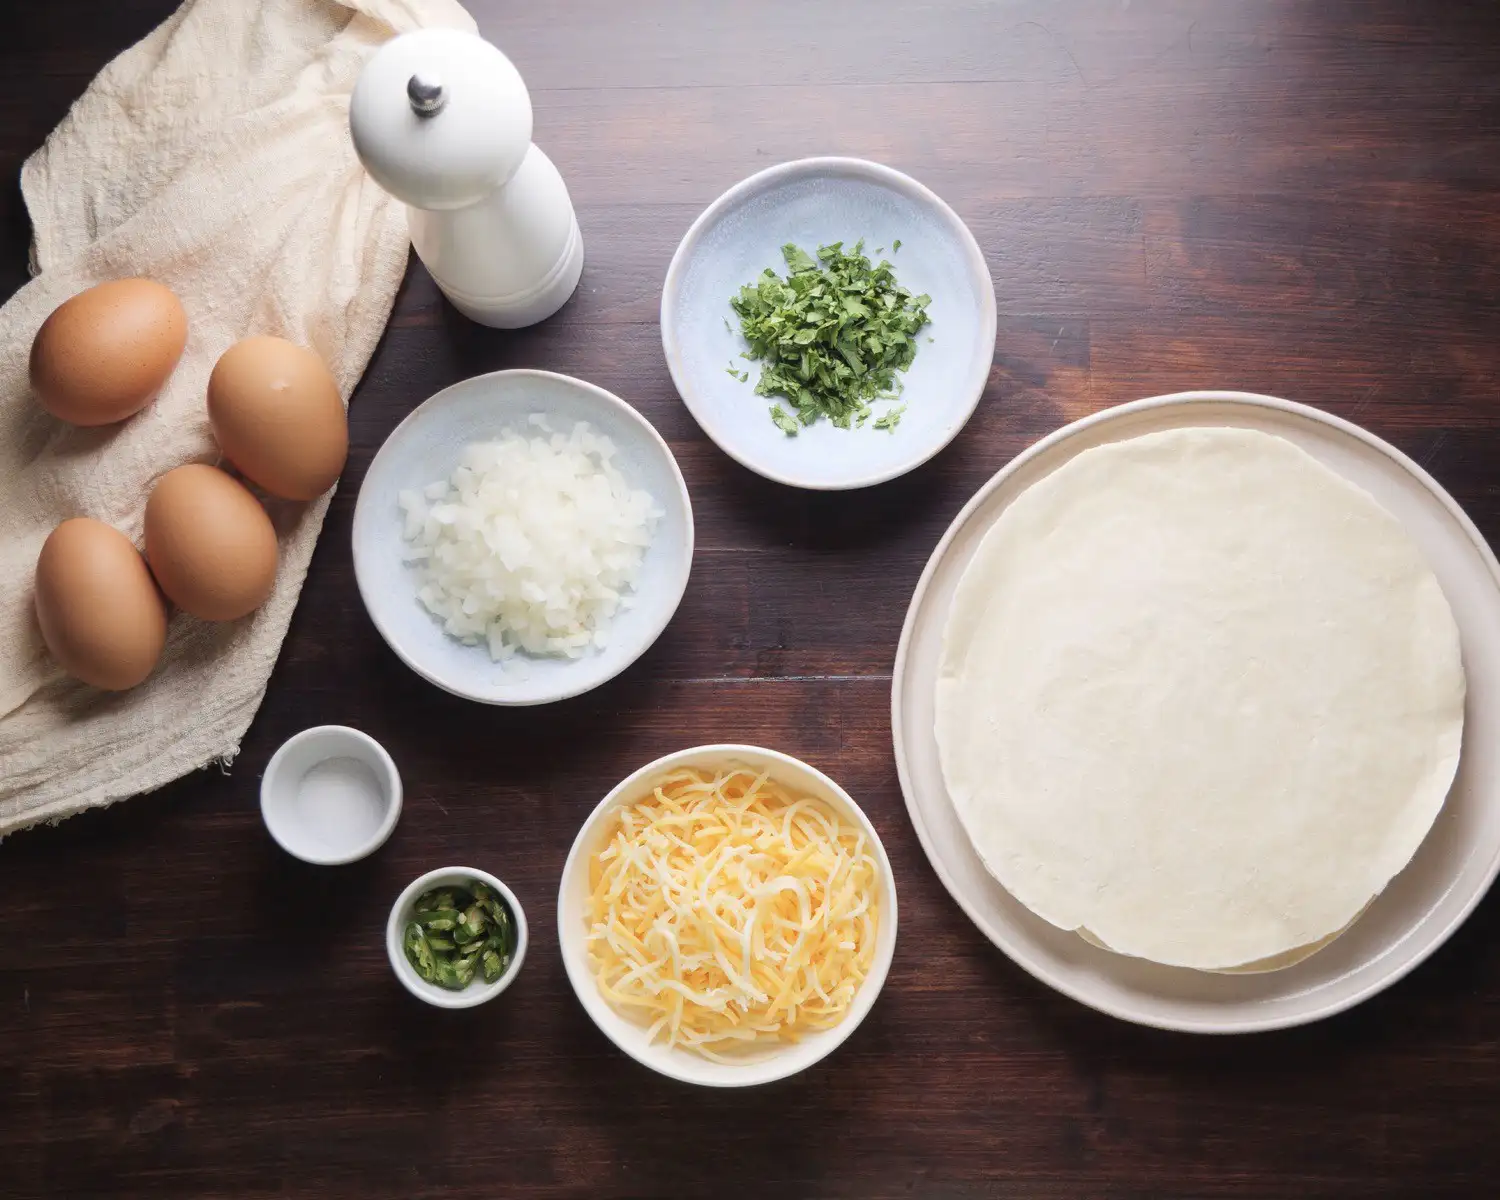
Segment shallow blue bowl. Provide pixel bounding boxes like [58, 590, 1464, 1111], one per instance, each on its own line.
[662, 157, 996, 490]
[352, 370, 693, 705]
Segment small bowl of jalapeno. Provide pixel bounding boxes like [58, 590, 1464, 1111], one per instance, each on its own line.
[387, 867, 528, 1008]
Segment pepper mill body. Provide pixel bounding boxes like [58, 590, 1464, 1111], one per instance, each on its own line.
[350, 28, 584, 329]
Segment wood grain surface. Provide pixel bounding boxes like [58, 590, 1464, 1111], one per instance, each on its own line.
[4, 1, 1500, 1196]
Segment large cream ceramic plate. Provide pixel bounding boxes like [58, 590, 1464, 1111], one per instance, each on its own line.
[892, 391, 1500, 1032]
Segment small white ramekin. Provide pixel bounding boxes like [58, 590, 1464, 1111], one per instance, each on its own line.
[260, 725, 402, 865]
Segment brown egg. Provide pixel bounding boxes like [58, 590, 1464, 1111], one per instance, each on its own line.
[144, 464, 278, 621]
[30, 279, 187, 425]
[207, 336, 348, 500]
[35, 518, 168, 690]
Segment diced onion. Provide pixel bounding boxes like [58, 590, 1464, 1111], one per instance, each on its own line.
[398, 417, 660, 661]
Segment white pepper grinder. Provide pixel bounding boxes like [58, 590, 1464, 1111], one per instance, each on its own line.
[349, 28, 584, 328]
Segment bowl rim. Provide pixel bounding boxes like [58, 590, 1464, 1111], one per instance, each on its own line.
[350, 368, 695, 706]
[259, 724, 403, 865]
[556, 742, 899, 1086]
[660, 155, 998, 491]
[386, 865, 530, 1008]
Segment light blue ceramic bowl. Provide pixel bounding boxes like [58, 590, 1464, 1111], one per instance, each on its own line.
[352, 370, 693, 705]
[662, 157, 996, 490]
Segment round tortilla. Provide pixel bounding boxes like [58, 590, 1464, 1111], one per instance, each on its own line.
[935, 427, 1465, 971]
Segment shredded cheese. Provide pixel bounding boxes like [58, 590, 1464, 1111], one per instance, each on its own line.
[585, 766, 881, 1060]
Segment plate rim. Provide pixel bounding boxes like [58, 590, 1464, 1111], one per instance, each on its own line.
[660, 155, 998, 491]
[351, 368, 695, 707]
[891, 389, 1500, 1032]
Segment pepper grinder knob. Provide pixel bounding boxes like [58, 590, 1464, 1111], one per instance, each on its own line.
[406, 73, 445, 118]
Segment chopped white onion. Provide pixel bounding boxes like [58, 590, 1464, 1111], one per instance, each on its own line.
[398, 417, 660, 661]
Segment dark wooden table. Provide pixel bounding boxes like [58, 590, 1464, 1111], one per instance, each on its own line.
[5, 1, 1500, 1196]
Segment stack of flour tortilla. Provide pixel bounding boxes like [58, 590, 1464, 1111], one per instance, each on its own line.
[935, 427, 1465, 973]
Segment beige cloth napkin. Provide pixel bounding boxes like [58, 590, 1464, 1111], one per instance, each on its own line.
[0, 0, 475, 837]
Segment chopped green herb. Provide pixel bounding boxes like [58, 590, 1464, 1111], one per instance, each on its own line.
[769, 404, 801, 436]
[873, 405, 906, 432]
[892, 239, 902, 252]
[782, 244, 818, 274]
[729, 239, 931, 435]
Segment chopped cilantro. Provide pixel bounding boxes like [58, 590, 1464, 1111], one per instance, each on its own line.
[729, 239, 931, 435]
[892, 239, 902, 252]
[769, 404, 801, 436]
[873, 405, 906, 432]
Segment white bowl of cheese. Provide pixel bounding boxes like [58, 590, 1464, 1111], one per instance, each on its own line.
[558, 744, 898, 1087]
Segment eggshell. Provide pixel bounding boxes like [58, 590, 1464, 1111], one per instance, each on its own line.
[207, 336, 348, 500]
[35, 518, 168, 690]
[30, 279, 187, 426]
[144, 464, 278, 621]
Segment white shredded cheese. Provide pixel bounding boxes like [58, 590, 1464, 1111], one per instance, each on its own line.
[398, 416, 660, 661]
